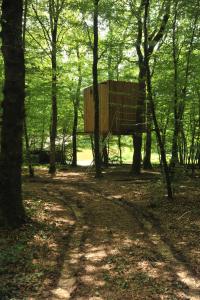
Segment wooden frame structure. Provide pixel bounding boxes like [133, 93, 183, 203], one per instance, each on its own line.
[84, 80, 145, 135]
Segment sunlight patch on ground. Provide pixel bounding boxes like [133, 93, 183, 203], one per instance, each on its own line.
[177, 270, 200, 291]
[85, 249, 107, 262]
[80, 275, 105, 287]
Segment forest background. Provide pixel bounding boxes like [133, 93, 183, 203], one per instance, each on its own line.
[1, 0, 199, 176]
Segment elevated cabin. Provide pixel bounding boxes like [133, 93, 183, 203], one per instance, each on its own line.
[84, 80, 145, 135]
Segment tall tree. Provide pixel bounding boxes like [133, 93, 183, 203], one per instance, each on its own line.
[23, 0, 34, 177]
[170, 0, 199, 169]
[72, 45, 82, 167]
[93, 0, 102, 177]
[130, 0, 171, 173]
[143, 0, 173, 199]
[0, 0, 26, 227]
[32, 0, 66, 175]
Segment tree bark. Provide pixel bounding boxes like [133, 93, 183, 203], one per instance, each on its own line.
[132, 133, 142, 174]
[23, 0, 34, 177]
[0, 0, 26, 227]
[143, 0, 173, 199]
[143, 102, 152, 169]
[133, 0, 170, 173]
[102, 135, 109, 167]
[118, 135, 123, 165]
[131, 3, 145, 175]
[131, 64, 145, 174]
[72, 46, 82, 167]
[49, 27, 57, 175]
[143, 130, 152, 169]
[93, 0, 102, 178]
[170, 1, 179, 167]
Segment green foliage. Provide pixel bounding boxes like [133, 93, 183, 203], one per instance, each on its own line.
[0, 0, 199, 167]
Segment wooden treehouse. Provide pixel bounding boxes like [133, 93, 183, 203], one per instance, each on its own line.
[84, 80, 145, 135]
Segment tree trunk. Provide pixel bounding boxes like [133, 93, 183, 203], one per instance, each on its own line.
[143, 103, 152, 169]
[170, 2, 179, 167]
[40, 118, 45, 151]
[143, 130, 152, 169]
[131, 65, 145, 174]
[24, 120, 34, 177]
[72, 106, 78, 167]
[102, 135, 109, 167]
[72, 47, 82, 167]
[0, 0, 26, 227]
[146, 64, 173, 199]
[93, 0, 101, 178]
[143, 0, 173, 199]
[49, 36, 57, 175]
[118, 135, 123, 165]
[132, 133, 142, 174]
[23, 0, 34, 177]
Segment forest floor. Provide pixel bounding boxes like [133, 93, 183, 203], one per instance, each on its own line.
[0, 166, 200, 300]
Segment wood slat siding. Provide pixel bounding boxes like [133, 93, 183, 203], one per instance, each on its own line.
[84, 82, 109, 134]
[84, 80, 145, 135]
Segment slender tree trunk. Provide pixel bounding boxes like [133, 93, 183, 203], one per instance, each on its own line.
[118, 135, 123, 165]
[23, 0, 34, 177]
[133, 0, 170, 173]
[33, 1, 64, 174]
[143, 130, 152, 169]
[72, 105, 78, 167]
[102, 135, 109, 167]
[49, 36, 57, 175]
[171, 0, 199, 169]
[90, 134, 95, 161]
[131, 65, 145, 174]
[171, 2, 179, 167]
[24, 120, 34, 177]
[132, 133, 142, 173]
[40, 118, 45, 151]
[93, 0, 101, 177]
[0, 0, 26, 227]
[72, 47, 82, 167]
[61, 128, 66, 165]
[143, 0, 173, 199]
[143, 102, 152, 169]
[146, 64, 173, 198]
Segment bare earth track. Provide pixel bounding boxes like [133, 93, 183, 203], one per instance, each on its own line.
[31, 166, 200, 300]
[1, 166, 199, 300]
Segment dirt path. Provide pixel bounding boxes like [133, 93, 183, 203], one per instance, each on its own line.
[36, 169, 200, 300]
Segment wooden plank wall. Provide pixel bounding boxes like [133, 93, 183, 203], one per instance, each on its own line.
[84, 82, 109, 134]
[108, 81, 144, 134]
[84, 87, 94, 133]
[84, 80, 145, 135]
[99, 82, 109, 133]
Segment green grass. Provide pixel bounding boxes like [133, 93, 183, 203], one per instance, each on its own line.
[77, 146, 166, 165]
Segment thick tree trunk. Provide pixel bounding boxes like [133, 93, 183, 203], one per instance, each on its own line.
[0, 0, 26, 227]
[93, 0, 101, 178]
